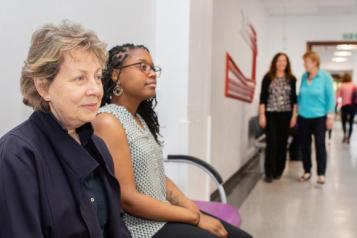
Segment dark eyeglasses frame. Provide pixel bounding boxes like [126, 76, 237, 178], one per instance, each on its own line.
[117, 62, 162, 77]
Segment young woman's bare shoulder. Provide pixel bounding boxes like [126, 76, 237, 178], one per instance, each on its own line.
[92, 113, 125, 138]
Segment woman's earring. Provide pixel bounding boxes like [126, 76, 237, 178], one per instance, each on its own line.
[113, 84, 123, 96]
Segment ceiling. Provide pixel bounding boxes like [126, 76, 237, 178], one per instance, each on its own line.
[312, 44, 357, 72]
[313, 45, 357, 61]
[262, 0, 357, 16]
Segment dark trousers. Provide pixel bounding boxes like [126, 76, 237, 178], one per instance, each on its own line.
[341, 105, 356, 139]
[153, 215, 252, 238]
[298, 116, 327, 176]
[264, 111, 292, 178]
[288, 126, 302, 161]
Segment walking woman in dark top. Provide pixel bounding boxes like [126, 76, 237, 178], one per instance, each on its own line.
[336, 73, 356, 144]
[0, 22, 131, 238]
[259, 52, 297, 183]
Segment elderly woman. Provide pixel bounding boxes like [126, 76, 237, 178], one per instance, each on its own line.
[0, 22, 131, 238]
[298, 51, 335, 185]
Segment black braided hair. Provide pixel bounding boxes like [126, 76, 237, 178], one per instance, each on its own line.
[101, 43, 161, 144]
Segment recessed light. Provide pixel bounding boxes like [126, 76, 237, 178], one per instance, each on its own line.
[332, 57, 348, 62]
[334, 51, 352, 57]
[336, 44, 357, 51]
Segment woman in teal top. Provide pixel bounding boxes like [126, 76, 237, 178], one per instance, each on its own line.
[298, 51, 335, 185]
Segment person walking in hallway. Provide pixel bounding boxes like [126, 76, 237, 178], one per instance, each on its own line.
[259, 52, 298, 183]
[298, 51, 336, 185]
[336, 73, 356, 144]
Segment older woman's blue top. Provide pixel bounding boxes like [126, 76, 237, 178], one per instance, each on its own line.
[0, 111, 131, 238]
[298, 69, 336, 118]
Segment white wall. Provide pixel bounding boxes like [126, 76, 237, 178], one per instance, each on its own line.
[210, 0, 269, 182]
[157, 0, 214, 200]
[0, 0, 156, 136]
[155, 0, 190, 155]
[163, 0, 271, 198]
[186, 0, 213, 199]
[268, 14, 357, 81]
[154, 0, 192, 195]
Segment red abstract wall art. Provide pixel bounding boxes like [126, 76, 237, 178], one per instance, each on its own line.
[225, 21, 258, 103]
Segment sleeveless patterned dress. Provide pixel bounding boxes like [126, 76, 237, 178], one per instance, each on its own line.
[98, 104, 167, 238]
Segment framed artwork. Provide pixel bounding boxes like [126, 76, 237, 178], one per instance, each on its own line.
[225, 19, 258, 103]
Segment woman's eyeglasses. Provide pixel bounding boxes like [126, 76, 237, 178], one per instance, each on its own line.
[118, 62, 162, 78]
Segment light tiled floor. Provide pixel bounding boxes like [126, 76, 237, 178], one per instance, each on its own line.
[237, 126, 357, 238]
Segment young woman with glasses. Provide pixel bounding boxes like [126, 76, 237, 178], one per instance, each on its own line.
[92, 44, 252, 238]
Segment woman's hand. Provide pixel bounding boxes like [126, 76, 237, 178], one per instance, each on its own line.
[326, 115, 334, 130]
[289, 116, 297, 128]
[198, 213, 227, 238]
[259, 114, 266, 129]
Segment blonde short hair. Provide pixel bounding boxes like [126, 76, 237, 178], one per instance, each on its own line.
[20, 21, 107, 111]
[303, 51, 320, 68]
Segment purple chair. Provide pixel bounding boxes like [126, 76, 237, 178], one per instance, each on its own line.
[166, 155, 242, 227]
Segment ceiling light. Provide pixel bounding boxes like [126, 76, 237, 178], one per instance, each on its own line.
[332, 57, 348, 62]
[334, 51, 352, 57]
[336, 44, 357, 51]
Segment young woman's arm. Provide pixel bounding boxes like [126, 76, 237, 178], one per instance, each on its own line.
[93, 113, 228, 237]
[93, 113, 199, 225]
[165, 177, 199, 212]
[165, 175, 228, 237]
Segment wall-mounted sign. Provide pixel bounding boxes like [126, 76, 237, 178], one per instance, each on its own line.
[225, 12, 257, 103]
[342, 33, 357, 41]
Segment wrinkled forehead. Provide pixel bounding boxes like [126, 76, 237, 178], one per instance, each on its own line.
[60, 48, 103, 73]
[64, 48, 98, 63]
